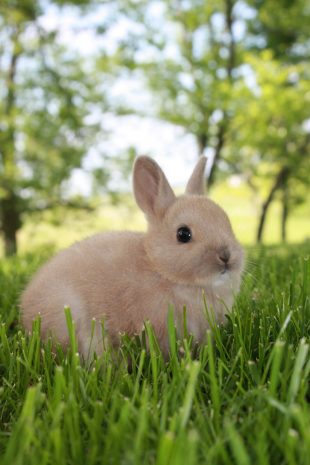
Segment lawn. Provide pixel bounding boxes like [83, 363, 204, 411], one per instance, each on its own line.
[0, 241, 309, 465]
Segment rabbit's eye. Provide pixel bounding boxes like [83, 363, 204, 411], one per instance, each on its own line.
[177, 226, 192, 243]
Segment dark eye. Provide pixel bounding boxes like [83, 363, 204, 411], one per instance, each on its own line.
[177, 226, 192, 243]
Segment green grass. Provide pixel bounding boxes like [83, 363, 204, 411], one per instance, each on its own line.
[0, 243, 310, 465]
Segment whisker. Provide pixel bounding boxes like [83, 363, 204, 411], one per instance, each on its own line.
[245, 271, 259, 284]
[244, 261, 260, 273]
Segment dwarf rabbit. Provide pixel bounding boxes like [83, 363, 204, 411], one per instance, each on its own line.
[21, 156, 244, 357]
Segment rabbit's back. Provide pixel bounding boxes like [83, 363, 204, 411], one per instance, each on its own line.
[21, 231, 169, 352]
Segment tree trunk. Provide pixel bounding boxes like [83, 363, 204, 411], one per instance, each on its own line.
[207, 0, 235, 187]
[1, 191, 20, 256]
[1, 30, 21, 256]
[4, 229, 17, 257]
[207, 122, 226, 187]
[256, 166, 290, 243]
[197, 133, 208, 156]
[281, 186, 289, 242]
[225, 0, 235, 80]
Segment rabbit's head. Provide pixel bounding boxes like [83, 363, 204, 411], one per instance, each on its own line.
[133, 156, 244, 292]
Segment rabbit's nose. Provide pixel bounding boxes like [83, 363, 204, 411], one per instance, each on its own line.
[218, 248, 230, 264]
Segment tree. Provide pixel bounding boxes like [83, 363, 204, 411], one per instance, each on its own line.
[245, 0, 310, 62]
[109, 0, 309, 242]
[107, 0, 240, 185]
[226, 53, 310, 242]
[243, 0, 310, 241]
[0, 0, 101, 255]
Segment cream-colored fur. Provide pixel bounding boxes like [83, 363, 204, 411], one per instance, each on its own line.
[21, 156, 244, 357]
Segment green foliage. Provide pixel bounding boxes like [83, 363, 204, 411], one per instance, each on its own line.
[0, 0, 103, 254]
[108, 0, 310, 240]
[228, 52, 310, 184]
[0, 243, 310, 464]
[0, 1, 97, 191]
[110, 0, 238, 156]
[245, 0, 310, 60]
[1, 0, 309, 254]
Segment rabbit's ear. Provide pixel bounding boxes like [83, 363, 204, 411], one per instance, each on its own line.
[185, 156, 207, 195]
[133, 156, 176, 219]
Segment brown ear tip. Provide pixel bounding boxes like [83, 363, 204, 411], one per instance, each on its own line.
[135, 155, 150, 161]
[133, 156, 160, 177]
[134, 155, 155, 167]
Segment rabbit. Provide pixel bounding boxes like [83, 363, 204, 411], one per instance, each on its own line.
[21, 156, 244, 358]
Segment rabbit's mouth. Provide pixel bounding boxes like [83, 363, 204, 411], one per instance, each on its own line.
[219, 261, 233, 275]
[220, 266, 229, 275]
[212, 270, 231, 287]
[212, 261, 243, 292]
[219, 257, 241, 275]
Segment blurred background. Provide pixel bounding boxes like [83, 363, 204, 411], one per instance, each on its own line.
[0, 0, 309, 257]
